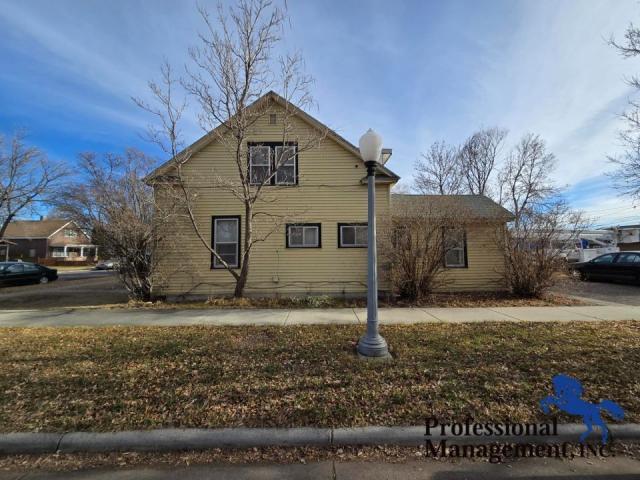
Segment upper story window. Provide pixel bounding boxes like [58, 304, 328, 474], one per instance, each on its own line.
[339, 223, 367, 248]
[444, 228, 467, 268]
[248, 142, 298, 186]
[64, 228, 78, 238]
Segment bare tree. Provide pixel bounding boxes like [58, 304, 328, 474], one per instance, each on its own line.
[609, 23, 640, 200]
[138, 0, 325, 297]
[414, 141, 462, 194]
[459, 127, 507, 196]
[498, 133, 559, 227]
[0, 132, 66, 238]
[56, 150, 180, 301]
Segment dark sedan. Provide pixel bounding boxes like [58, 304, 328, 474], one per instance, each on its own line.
[0, 262, 58, 287]
[572, 251, 640, 285]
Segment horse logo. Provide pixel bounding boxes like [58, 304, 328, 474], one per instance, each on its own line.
[540, 374, 624, 444]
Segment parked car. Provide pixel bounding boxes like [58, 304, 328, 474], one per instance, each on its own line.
[95, 259, 118, 270]
[0, 262, 58, 286]
[571, 251, 640, 284]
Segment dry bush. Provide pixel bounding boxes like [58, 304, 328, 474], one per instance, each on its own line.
[381, 198, 469, 301]
[500, 203, 583, 298]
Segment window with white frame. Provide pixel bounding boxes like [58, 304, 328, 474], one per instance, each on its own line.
[339, 224, 367, 248]
[249, 145, 271, 185]
[287, 224, 320, 248]
[274, 145, 297, 185]
[51, 247, 66, 258]
[249, 143, 298, 186]
[64, 228, 78, 238]
[444, 228, 467, 268]
[212, 217, 240, 269]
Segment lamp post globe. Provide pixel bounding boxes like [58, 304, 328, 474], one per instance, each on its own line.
[357, 128, 390, 358]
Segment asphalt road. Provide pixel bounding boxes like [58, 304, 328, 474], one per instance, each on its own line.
[57, 269, 115, 281]
[0, 272, 128, 309]
[552, 277, 640, 306]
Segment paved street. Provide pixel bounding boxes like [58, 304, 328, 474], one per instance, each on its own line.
[0, 304, 639, 327]
[2, 457, 639, 479]
[552, 277, 640, 306]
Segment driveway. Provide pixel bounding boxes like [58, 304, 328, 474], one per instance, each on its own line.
[552, 277, 640, 306]
[0, 273, 128, 309]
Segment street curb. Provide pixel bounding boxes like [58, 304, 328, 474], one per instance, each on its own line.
[2, 424, 639, 454]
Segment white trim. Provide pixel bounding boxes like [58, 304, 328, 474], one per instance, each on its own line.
[47, 221, 73, 239]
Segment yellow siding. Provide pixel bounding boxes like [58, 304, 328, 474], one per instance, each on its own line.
[154, 103, 391, 298]
[436, 223, 507, 291]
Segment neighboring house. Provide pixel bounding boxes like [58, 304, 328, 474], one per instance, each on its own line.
[612, 225, 640, 251]
[2, 219, 98, 262]
[147, 91, 512, 299]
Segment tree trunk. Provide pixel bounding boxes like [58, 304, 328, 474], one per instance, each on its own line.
[234, 203, 252, 297]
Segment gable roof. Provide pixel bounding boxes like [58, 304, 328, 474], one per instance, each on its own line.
[145, 90, 399, 182]
[3, 219, 72, 239]
[391, 194, 515, 221]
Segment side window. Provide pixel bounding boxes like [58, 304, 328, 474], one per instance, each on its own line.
[23, 264, 40, 272]
[287, 224, 320, 248]
[249, 146, 271, 185]
[592, 254, 616, 264]
[212, 217, 240, 269]
[444, 229, 467, 268]
[339, 224, 367, 248]
[618, 253, 640, 263]
[7, 264, 24, 273]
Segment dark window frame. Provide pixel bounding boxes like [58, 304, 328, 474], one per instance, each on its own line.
[286, 223, 322, 248]
[338, 222, 368, 248]
[443, 228, 469, 269]
[247, 142, 298, 186]
[211, 215, 241, 270]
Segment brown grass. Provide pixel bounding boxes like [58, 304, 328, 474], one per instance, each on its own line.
[1, 321, 637, 433]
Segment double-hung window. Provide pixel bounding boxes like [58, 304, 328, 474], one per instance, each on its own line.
[249, 143, 298, 186]
[249, 145, 271, 185]
[212, 216, 240, 269]
[339, 223, 368, 248]
[287, 223, 321, 248]
[274, 145, 297, 185]
[444, 228, 467, 268]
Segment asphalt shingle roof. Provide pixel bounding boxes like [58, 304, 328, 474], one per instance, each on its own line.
[391, 194, 515, 221]
[3, 219, 69, 238]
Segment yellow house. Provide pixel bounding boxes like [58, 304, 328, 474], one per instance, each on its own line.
[147, 91, 513, 299]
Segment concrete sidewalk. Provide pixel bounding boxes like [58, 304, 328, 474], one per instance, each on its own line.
[0, 305, 639, 327]
[3, 457, 640, 479]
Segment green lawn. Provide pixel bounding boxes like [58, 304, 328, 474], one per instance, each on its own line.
[1, 322, 638, 432]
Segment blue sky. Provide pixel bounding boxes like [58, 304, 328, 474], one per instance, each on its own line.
[0, 0, 638, 226]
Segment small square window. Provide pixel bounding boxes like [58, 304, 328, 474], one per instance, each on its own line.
[339, 224, 367, 248]
[287, 224, 321, 248]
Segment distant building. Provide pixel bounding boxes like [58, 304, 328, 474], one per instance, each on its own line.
[613, 225, 640, 251]
[1, 219, 97, 262]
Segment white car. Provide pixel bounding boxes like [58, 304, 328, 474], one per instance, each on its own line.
[95, 259, 118, 270]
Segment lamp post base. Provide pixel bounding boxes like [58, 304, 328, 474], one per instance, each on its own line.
[357, 333, 390, 358]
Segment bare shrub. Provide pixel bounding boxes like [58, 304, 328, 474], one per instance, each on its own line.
[381, 197, 469, 301]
